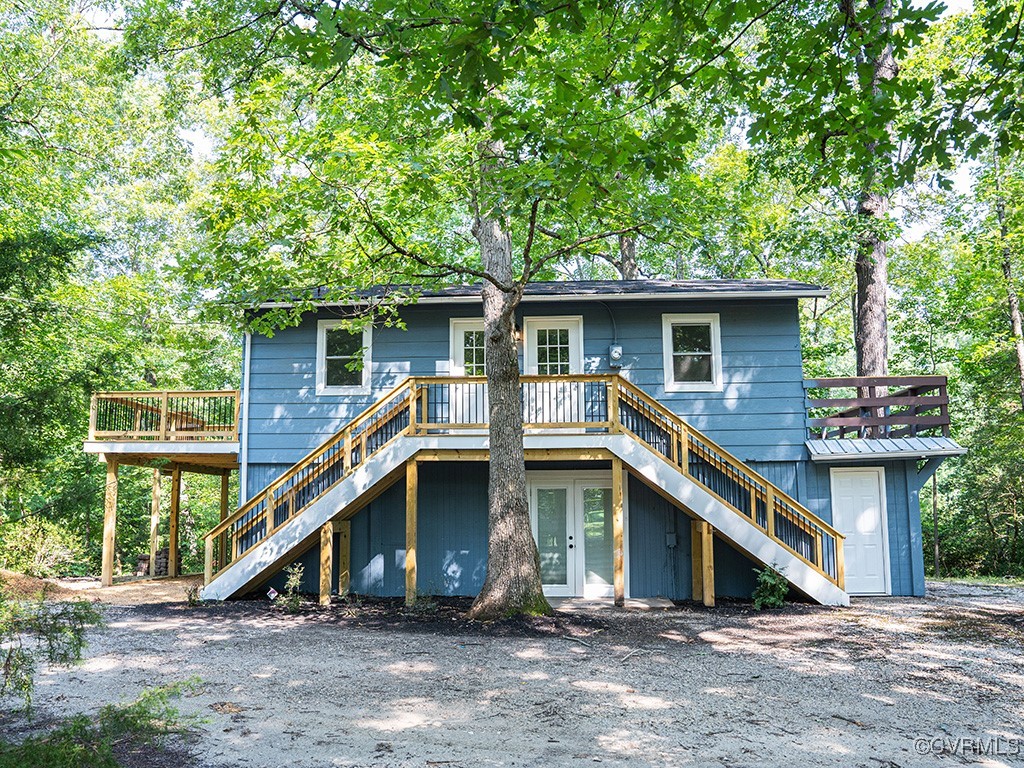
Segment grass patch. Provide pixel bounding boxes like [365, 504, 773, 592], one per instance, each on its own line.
[0, 679, 202, 768]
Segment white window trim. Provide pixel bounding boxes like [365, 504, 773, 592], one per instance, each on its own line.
[661, 313, 723, 393]
[316, 320, 372, 395]
[523, 315, 585, 375]
[829, 467, 891, 596]
[449, 318, 486, 377]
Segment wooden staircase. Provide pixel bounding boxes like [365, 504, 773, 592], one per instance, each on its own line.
[202, 375, 846, 604]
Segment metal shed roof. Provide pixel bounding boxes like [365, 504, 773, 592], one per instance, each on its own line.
[805, 437, 967, 462]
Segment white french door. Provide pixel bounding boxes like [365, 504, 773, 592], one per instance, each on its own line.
[529, 471, 624, 599]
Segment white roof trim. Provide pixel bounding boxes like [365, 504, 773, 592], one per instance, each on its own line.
[258, 289, 829, 309]
[806, 438, 966, 463]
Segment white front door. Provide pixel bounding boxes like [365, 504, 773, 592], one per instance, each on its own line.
[830, 468, 890, 595]
[530, 472, 622, 598]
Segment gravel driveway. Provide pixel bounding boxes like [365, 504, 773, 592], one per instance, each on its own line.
[16, 580, 1024, 767]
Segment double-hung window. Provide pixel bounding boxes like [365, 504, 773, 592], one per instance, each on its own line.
[316, 320, 371, 394]
[661, 314, 722, 392]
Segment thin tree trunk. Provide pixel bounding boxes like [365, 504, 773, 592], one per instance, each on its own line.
[932, 473, 940, 578]
[994, 155, 1024, 410]
[467, 144, 551, 620]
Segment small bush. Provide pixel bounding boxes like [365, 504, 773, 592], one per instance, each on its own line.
[752, 564, 789, 610]
[184, 584, 201, 607]
[280, 563, 304, 613]
[0, 582, 103, 710]
[0, 680, 202, 768]
[0, 518, 88, 578]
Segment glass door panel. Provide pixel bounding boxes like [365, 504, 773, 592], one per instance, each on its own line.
[536, 487, 572, 593]
[581, 487, 614, 598]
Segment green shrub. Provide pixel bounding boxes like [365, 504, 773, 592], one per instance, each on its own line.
[752, 564, 789, 610]
[0, 680, 201, 768]
[0, 582, 104, 710]
[0, 517, 88, 578]
[280, 563, 304, 613]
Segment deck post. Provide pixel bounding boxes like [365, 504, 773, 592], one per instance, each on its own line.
[169, 466, 181, 578]
[335, 519, 351, 596]
[612, 456, 625, 607]
[101, 459, 119, 587]
[691, 520, 715, 607]
[319, 521, 333, 606]
[218, 471, 230, 568]
[405, 458, 418, 606]
[149, 469, 161, 577]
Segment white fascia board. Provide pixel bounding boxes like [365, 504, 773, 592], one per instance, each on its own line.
[257, 289, 830, 310]
[83, 441, 240, 455]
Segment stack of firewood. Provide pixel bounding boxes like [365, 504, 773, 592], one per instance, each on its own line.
[133, 548, 180, 577]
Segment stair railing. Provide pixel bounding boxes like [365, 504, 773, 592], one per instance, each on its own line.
[205, 374, 844, 590]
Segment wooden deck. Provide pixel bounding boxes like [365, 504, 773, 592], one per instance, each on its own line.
[83, 390, 240, 587]
[804, 376, 951, 439]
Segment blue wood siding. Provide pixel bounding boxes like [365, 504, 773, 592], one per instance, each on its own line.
[243, 298, 926, 601]
[803, 460, 925, 597]
[243, 298, 809, 474]
[627, 475, 759, 600]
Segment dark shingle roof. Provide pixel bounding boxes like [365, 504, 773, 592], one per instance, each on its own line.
[287, 279, 827, 306]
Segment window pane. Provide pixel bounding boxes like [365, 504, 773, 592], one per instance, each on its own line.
[672, 324, 711, 353]
[325, 357, 361, 387]
[537, 489, 568, 585]
[583, 488, 613, 587]
[463, 329, 485, 376]
[557, 328, 569, 345]
[326, 328, 361, 357]
[673, 353, 712, 383]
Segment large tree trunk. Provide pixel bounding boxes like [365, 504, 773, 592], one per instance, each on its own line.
[617, 234, 638, 280]
[855, 193, 889, 377]
[852, 0, 897, 379]
[994, 157, 1024, 411]
[467, 158, 551, 620]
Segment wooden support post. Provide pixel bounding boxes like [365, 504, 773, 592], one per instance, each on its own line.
[218, 471, 230, 568]
[101, 460, 119, 587]
[765, 486, 776, 538]
[836, 536, 846, 590]
[204, 537, 213, 586]
[691, 520, 715, 607]
[405, 459, 418, 606]
[319, 521, 333, 606]
[612, 456, 625, 607]
[608, 378, 620, 432]
[335, 519, 351, 596]
[159, 391, 169, 440]
[169, 466, 181, 578]
[149, 469, 161, 577]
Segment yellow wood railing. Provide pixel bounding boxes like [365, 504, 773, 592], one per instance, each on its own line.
[89, 391, 240, 442]
[204, 375, 844, 589]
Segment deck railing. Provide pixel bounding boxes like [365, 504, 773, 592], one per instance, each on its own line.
[805, 376, 950, 439]
[89, 391, 240, 442]
[205, 375, 844, 590]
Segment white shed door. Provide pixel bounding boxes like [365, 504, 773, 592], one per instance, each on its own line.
[830, 468, 889, 595]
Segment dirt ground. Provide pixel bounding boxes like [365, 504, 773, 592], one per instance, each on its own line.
[6, 579, 1024, 767]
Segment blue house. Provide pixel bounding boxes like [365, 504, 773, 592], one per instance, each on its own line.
[84, 280, 965, 606]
